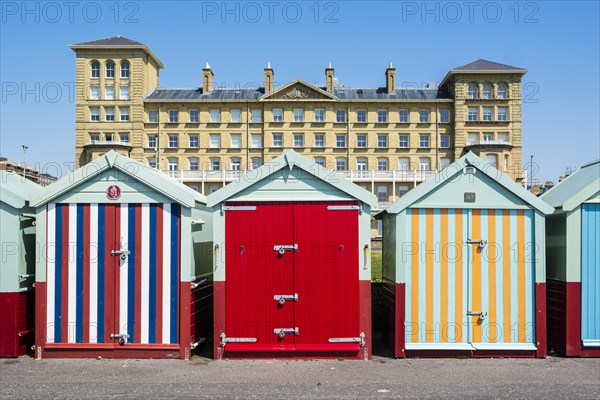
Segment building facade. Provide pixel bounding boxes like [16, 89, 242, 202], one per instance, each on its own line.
[71, 36, 526, 230]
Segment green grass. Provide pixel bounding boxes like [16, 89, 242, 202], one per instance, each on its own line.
[371, 250, 382, 282]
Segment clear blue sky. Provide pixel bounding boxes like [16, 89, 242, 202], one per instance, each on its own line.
[1, 0, 598, 182]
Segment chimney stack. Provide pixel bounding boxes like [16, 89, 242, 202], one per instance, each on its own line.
[325, 62, 335, 92]
[264, 62, 274, 93]
[385, 62, 396, 93]
[202, 62, 214, 93]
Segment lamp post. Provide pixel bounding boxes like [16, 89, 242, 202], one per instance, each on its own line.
[21, 145, 28, 179]
[530, 155, 534, 192]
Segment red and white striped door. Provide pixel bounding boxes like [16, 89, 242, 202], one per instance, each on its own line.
[45, 203, 180, 349]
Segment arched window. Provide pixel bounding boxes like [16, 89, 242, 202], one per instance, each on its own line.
[482, 84, 493, 99]
[120, 61, 130, 78]
[399, 157, 411, 171]
[91, 60, 100, 78]
[497, 84, 508, 99]
[106, 61, 115, 78]
[468, 84, 479, 99]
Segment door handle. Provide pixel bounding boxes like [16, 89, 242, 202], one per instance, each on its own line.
[274, 293, 298, 305]
[273, 244, 298, 255]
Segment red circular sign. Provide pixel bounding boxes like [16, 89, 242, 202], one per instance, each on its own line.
[106, 185, 121, 200]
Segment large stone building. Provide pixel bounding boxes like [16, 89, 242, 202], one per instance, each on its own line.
[71, 36, 526, 233]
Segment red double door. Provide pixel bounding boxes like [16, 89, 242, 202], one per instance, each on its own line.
[224, 201, 361, 353]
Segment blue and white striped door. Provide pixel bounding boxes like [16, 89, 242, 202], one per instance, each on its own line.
[581, 203, 600, 347]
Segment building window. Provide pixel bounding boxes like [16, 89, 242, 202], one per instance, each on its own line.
[314, 134, 325, 148]
[440, 158, 451, 169]
[105, 108, 114, 122]
[91, 60, 100, 78]
[105, 133, 114, 142]
[148, 110, 158, 123]
[486, 154, 498, 169]
[336, 109, 346, 122]
[440, 135, 450, 148]
[468, 84, 478, 99]
[357, 158, 367, 171]
[377, 186, 388, 203]
[105, 86, 115, 100]
[483, 133, 494, 142]
[189, 158, 199, 171]
[399, 109, 409, 123]
[377, 109, 387, 123]
[357, 109, 367, 123]
[482, 84, 493, 99]
[483, 107, 492, 121]
[357, 135, 367, 148]
[293, 134, 304, 148]
[209, 186, 219, 193]
[148, 158, 157, 168]
[251, 158, 262, 170]
[148, 135, 157, 148]
[89, 133, 100, 142]
[399, 158, 410, 171]
[168, 135, 178, 148]
[169, 109, 179, 123]
[168, 158, 178, 171]
[273, 134, 283, 147]
[314, 157, 325, 167]
[210, 158, 220, 171]
[90, 86, 100, 100]
[498, 107, 508, 121]
[189, 135, 199, 148]
[440, 109, 450, 123]
[231, 158, 241, 171]
[210, 134, 221, 149]
[120, 61, 130, 78]
[210, 109, 221, 123]
[419, 157, 430, 171]
[419, 134, 430, 148]
[231, 109, 241, 123]
[336, 135, 346, 148]
[468, 133, 479, 145]
[119, 86, 129, 100]
[336, 159, 347, 171]
[419, 109, 429, 123]
[120, 107, 129, 121]
[251, 109, 262, 123]
[252, 135, 262, 148]
[230, 134, 241, 149]
[497, 132, 509, 143]
[377, 134, 388, 148]
[189, 110, 199, 123]
[399, 134, 409, 148]
[468, 107, 478, 121]
[90, 107, 100, 121]
[293, 108, 304, 122]
[504, 154, 510, 172]
[497, 84, 508, 99]
[314, 109, 324, 122]
[106, 61, 115, 78]
[398, 186, 409, 197]
[377, 158, 388, 171]
[272, 108, 283, 122]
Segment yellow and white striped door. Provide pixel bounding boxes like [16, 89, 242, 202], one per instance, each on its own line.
[404, 208, 536, 350]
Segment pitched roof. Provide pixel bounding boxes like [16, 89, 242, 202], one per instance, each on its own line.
[541, 160, 600, 212]
[378, 152, 554, 216]
[30, 151, 206, 208]
[0, 171, 40, 209]
[206, 150, 377, 207]
[69, 36, 164, 68]
[72, 35, 145, 46]
[146, 88, 264, 101]
[452, 59, 525, 71]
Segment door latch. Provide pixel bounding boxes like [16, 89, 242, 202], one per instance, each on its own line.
[110, 333, 129, 345]
[467, 239, 487, 248]
[274, 293, 298, 305]
[111, 249, 130, 260]
[274, 327, 299, 339]
[467, 311, 487, 321]
[273, 244, 298, 255]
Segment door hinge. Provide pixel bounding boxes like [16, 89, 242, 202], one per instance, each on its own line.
[273, 293, 298, 305]
[327, 205, 362, 214]
[328, 332, 365, 347]
[274, 327, 299, 339]
[219, 332, 257, 347]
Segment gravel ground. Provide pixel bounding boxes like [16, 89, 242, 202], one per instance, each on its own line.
[1, 349, 599, 399]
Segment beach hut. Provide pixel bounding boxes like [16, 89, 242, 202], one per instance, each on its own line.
[377, 152, 553, 358]
[542, 160, 600, 356]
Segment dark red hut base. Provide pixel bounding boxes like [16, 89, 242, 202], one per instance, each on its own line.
[0, 291, 35, 357]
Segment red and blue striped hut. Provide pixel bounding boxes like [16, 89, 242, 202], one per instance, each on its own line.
[30, 151, 213, 359]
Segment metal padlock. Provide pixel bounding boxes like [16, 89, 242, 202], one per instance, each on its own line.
[278, 248, 285, 255]
[278, 297, 286, 305]
[119, 337, 125, 346]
